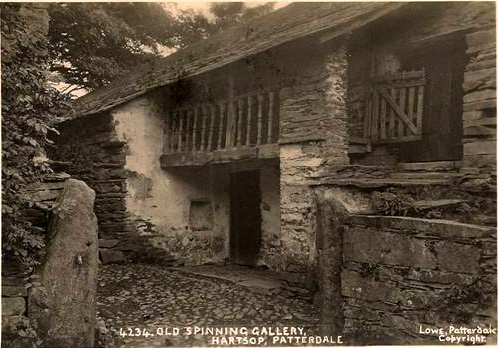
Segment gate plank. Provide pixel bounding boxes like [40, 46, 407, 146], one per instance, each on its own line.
[416, 86, 424, 135]
[377, 86, 418, 135]
[389, 88, 396, 138]
[398, 88, 406, 137]
[371, 89, 379, 140]
[408, 87, 416, 131]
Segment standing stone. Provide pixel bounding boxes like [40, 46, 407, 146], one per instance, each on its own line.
[29, 179, 98, 348]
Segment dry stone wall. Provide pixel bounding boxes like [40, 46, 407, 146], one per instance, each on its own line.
[462, 28, 496, 170]
[341, 215, 496, 345]
[278, 40, 350, 291]
[52, 113, 131, 263]
[2, 174, 68, 347]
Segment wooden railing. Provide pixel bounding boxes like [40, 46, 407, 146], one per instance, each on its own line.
[164, 89, 280, 154]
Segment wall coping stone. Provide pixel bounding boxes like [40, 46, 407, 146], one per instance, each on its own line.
[348, 215, 496, 240]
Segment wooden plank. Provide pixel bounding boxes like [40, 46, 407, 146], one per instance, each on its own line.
[371, 70, 425, 83]
[178, 111, 184, 151]
[246, 95, 253, 146]
[371, 88, 379, 141]
[397, 87, 406, 137]
[258, 143, 279, 158]
[377, 86, 418, 135]
[200, 105, 207, 151]
[257, 93, 264, 145]
[171, 113, 177, 152]
[363, 85, 371, 141]
[388, 88, 396, 138]
[184, 110, 191, 152]
[416, 86, 424, 135]
[208, 104, 215, 151]
[218, 102, 225, 150]
[373, 135, 421, 144]
[192, 107, 198, 152]
[268, 91, 275, 143]
[407, 86, 416, 132]
[225, 102, 233, 149]
[380, 91, 387, 140]
[236, 98, 243, 147]
[164, 113, 171, 153]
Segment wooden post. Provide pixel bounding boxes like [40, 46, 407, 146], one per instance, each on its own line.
[236, 98, 243, 147]
[170, 113, 176, 152]
[164, 113, 170, 153]
[201, 105, 207, 151]
[398, 87, 406, 137]
[256, 93, 264, 145]
[363, 85, 371, 148]
[388, 88, 396, 138]
[268, 91, 275, 143]
[177, 110, 184, 152]
[246, 95, 253, 146]
[407, 87, 416, 134]
[416, 86, 424, 136]
[192, 107, 198, 152]
[208, 104, 215, 151]
[380, 92, 387, 140]
[218, 102, 225, 150]
[226, 74, 235, 149]
[185, 109, 191, 151]
[371, 88, 379, 141]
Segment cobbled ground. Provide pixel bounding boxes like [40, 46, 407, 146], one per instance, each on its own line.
[97, 264, 320, 348]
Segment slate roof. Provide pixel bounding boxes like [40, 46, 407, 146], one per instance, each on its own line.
[71, 2, 405, 118]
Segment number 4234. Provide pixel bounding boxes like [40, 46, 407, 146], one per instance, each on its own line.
[119, 328, 153, 338]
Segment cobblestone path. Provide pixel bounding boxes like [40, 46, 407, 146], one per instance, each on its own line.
[97, 264, 320, 347]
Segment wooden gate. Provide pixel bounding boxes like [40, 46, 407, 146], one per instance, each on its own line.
[364, 69, 425, 144]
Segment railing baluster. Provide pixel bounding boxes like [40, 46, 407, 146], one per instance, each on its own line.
[177, 111, 184, 152]
[201, 105, 207, 151]
[208, 104, 215, 151]
[236, 98, 243, 147]
[246, 95, 253, 146]
[268, 91, 274, 144]
[164, 113, 171, 153]
[171, 113, 177, 152]
[185, 109, 191, 151]
[218, 102, 225, 150]
[257, 94, 263, 145]
[192, 107, 198, 152]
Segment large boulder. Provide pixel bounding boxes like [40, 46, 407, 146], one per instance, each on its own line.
[29, 179, 98, 348]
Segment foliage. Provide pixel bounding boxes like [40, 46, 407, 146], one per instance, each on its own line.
[173, 3, 276, 48]
[47, 3, 177, 91]
[372, 190, 416, 217]
[48, 2, 276, 92]
[1, 4, 71, 265]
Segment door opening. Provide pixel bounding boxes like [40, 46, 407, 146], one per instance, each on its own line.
[229, 170, 261, 266]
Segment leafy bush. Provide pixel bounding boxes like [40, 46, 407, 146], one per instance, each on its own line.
[1, 4, 71, 265]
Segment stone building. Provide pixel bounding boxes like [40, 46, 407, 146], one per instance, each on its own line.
[53, 2, 496, 342]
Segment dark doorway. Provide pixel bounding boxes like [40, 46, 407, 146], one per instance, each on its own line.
[230, 170, 261, 266]
[399, 36, 467, 162]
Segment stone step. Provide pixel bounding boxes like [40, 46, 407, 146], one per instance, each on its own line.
[408, 199, 469, 210]
[389, 172, 461, 180]
[397, 161, 461, 172]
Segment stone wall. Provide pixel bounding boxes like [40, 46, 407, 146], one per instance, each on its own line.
[462, 28, 496, 170]
[278, 40, 350, 290]
[2, 174, 68, 347]
[258, 165, 281, 268]
[341, 215, 497, 345]
[52, 113, 131, 264]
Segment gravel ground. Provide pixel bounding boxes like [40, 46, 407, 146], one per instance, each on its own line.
[97, 263, 320, 347]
